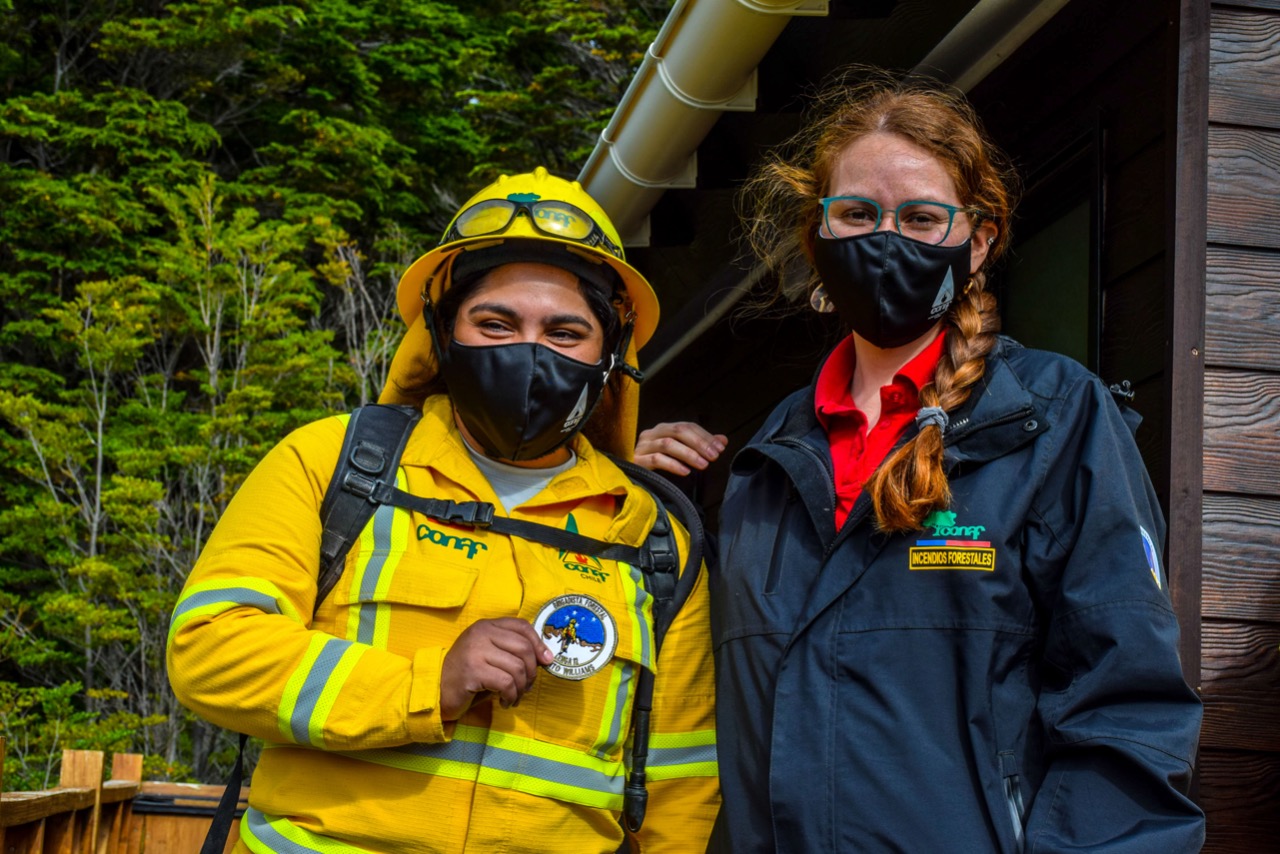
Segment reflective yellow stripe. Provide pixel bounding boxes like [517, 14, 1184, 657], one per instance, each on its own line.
[373, 469, 411, 650]
[306, 643, 365, 747]
[344, 467, 411, 649]
[278, 635, 327, 743]
[277, 634, 366, 747]
[620, 561, 656, 671]
[332, 724, 629, 809]
[592, 659, 634, 758]
[241, 806, 374, 853]
[645, 728, 718, 780]
[168, 578, 302, 645]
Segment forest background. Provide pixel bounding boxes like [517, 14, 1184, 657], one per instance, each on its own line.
[0, 0, 668, 789]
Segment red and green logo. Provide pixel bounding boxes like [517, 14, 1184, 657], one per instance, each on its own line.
[560, 513, 609, 583]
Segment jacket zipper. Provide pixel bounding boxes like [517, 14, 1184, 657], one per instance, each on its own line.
[1004, 773, 1026, 854]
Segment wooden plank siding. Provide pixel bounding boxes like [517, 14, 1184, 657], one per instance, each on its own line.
[1202, 3, 1280, 851]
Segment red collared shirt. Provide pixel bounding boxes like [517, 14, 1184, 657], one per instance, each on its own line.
[814, 330, 947, 528]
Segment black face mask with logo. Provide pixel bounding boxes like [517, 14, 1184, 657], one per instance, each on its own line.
[441, 339, 612, 462]
[811, 230, 973, 349]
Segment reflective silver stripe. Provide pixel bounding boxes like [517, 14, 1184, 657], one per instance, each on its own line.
[626, 563, 654, 666]
[596, 661, 634, 758]
[244, 808, 324, 853]
[342, 736, 625, 801]
[357, 503, 397, 645]
[648, 741, 717, 768]
[289, 639, 352, 746]
[172, 587, 281, 620]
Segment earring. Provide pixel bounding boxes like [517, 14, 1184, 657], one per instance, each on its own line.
[810, 284, 836, 314]
[987, 237, 995, 245]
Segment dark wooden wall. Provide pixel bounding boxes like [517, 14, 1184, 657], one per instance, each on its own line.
[1198, 1, 1280, 847]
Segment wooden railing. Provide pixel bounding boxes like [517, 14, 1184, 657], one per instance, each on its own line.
[0, 738, 245, 853]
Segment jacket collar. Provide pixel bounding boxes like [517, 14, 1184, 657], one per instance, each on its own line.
[756, 339, 1046, 455]
[401, 395, 656, 547]
[939, 339, 1048, 464]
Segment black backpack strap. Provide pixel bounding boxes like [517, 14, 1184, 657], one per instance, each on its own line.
[199, 732, 247, 854]
[367, 482, 675, 573]
[316, 404, 421, 614]
[609, 457, 704, 645]
[606, 458, 707, 835]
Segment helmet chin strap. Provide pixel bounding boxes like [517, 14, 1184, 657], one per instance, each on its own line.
[422, 297, 446, 367]
[613, 316, 645, 383]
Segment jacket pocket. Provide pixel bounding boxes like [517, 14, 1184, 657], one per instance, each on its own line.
[325, 551, 481, 652]
[336, 556, 478, 609]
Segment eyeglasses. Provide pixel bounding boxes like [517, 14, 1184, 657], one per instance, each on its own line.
[444, 198, 624, 260]
[818, 196, 982, 245]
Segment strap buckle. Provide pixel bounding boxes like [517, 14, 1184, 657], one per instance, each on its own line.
[438, 500, 494, 528]
[342, 471, 377, 500]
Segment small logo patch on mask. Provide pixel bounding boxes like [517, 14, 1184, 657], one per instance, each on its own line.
[534, 594, 618, 680]
[910, 510, 995, 571]
[562, 384, 590, 433]
[929, 267, 956, 320]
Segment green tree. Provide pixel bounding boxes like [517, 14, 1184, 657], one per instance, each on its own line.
[0, 0, 665, 785]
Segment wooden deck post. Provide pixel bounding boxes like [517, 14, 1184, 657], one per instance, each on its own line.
[106, 754, 143, 854]
[58, 749, 105, 854]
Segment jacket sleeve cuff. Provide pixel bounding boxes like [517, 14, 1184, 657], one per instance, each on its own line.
[406, 646, 449, 743]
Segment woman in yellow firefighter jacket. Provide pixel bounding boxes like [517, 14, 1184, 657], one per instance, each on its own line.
[166, 169, 719, 853]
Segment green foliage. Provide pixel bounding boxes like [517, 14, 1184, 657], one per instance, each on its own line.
[0, 682, 176, 791]
[0, 0, 664, 788]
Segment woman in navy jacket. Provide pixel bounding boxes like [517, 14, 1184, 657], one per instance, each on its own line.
[637, 72, 1204, 852]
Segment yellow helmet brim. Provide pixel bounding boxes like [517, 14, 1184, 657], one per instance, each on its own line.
[394, 234, 659, 350]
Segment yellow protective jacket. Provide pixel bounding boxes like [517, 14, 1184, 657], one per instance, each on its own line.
[167, 395, 719, 853]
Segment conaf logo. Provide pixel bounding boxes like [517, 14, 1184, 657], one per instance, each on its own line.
[562, 384, 589, 433]
[930, 268, 955, 319]
[417, 523, 487, 559]
[923, 509, 986, 539]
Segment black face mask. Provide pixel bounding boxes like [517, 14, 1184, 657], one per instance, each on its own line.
[811, 230, 972, 349]
[441, 339, 612, 462]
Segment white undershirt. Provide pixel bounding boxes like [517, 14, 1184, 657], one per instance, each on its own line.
[465, 445, 577, 512]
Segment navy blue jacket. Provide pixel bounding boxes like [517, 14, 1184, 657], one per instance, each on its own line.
[709, 339, 1204, 853]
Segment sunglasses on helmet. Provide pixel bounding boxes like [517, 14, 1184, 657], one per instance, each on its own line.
[444, 198, 625, 260]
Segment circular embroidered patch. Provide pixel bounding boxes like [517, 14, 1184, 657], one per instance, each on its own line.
[534, 594, 618, 680]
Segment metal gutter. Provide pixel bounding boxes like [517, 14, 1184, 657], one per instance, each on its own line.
[914, 0, 1073, 91]
[578, 0, 828, 246]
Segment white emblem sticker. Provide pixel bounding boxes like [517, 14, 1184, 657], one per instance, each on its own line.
[930, 266, 955, 319]
[1140, 526, 1162, 590]
[561, 384, 590, 432]
[534, 594, 618, 680]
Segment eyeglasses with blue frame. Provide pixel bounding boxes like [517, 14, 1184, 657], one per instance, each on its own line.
[818, 196, 983, 245]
